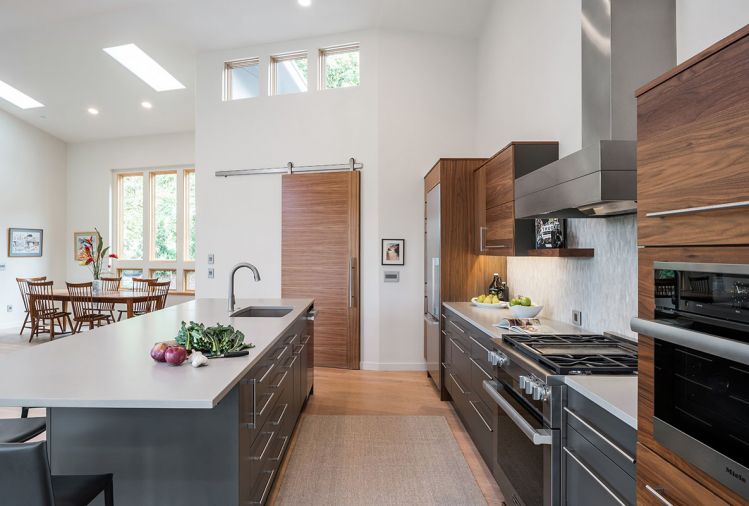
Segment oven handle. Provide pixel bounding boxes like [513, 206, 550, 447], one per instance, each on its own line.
[631, 317, 749, 366]
[483, 380, 552, 446]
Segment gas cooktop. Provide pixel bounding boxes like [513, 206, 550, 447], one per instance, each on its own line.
[502, 333, 638, 375]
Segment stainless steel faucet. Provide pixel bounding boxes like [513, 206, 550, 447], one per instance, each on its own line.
[228, 262, 261, 312]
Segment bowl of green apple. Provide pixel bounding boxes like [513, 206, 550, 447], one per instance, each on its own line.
[509, 296, 543, 318]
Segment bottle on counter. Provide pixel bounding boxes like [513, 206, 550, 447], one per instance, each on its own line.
[498, 281, 508, 302]
[488, 273, 501, 296]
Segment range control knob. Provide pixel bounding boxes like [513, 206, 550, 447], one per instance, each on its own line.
[524, 378, 534, 395]
[518, 375, 529, 390]
[488, 350, 509, 367]
[531, 383, 551, 401]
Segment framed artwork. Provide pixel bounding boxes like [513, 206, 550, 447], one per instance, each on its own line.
[8, 228, 43, 257]
[74, 231, 98, 261]
[381, 239, 405, 265]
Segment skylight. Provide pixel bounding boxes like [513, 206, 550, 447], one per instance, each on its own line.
[0, 79, 44, 109]
[103, 44, 185, 92]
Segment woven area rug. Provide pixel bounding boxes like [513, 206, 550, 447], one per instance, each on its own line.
[275, 415, 487, 505]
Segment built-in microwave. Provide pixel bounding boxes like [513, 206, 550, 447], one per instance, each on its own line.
[632, 262, 749, 501]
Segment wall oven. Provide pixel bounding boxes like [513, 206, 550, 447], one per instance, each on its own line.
[633, 261, 749, 501]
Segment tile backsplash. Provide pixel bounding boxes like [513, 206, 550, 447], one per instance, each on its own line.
[507, 215, 637, 338]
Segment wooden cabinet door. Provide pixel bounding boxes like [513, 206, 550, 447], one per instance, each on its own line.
[637, 30, 749, 247]
[474, 165, 487, 255]
[485, 202, 515, 256]
[637, 443, 729, 506]
[484, 147, 514, 209]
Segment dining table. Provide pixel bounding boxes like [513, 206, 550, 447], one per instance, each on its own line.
[40, 289, 159, 321]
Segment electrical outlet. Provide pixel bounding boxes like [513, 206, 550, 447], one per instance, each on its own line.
[208, 254, 215, 265]
[572, 310, 582, 326]
[0, 263, 6, 271]
[6, 305, 13, 313]
[208, 268, 215, 279]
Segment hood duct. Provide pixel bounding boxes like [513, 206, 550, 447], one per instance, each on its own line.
[515, 0, 675, 219]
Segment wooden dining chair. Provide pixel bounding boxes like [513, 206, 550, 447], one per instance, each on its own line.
[16, 277, 46, 335]
[66, 282, 113, 332]
[98, 277, 122, 320]
[117, 277, 156, 321]
[147, 280, 171, 312]
[27, 281, 73, 342]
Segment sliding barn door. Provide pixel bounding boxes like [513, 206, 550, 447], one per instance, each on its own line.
[282, 171, 360, 369]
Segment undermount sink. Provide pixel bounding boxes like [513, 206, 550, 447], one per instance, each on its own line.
[231, 306, 293, 318]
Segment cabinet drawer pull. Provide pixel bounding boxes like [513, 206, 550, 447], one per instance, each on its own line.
[480, 226, 487, 252]
[270, 402, 288, 426]
[468, 400, 493, 432]
[644, 485, 673, 506]
[284, 355, 298, 368]
[449, 337, 465, 354]
[485, 244, 509, 249]
[274, 345, 289, 362]
[564, 447, 626, 506]
[284, 333, 298, 346]
[271, 370, 288, 389]
[468, 335, 489, 354]
[295, 343, 305, 355]
[301, 334, 311, 344]
[257, 392, 274, 417]
[251, 431, 275, 461]
[564, 407, 635, 463]
[646, 200, 749, 218]
[448, 320, 465, 334]
[251, 469, 275, 505]
[258, 363, 276, 384]
[271, 435, 289, 462]
[469, 357, 492, 380]
[449, 373, 466, 395]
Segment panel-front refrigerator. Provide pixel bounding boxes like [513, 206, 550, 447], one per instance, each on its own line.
[424, 184, 441, 391]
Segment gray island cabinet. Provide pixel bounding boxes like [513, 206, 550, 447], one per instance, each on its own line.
[0, 298, 315, 506]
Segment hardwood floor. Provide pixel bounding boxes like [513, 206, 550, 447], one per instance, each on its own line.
[270, 368, 504, 505]
[0, 330, 504, 504]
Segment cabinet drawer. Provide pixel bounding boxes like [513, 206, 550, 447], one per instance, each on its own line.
[566, 388, 636, 475]
[469, 352, 494, 408]
[464, 396, 495, 468]
[449, 337, 472, 389]
[636, 32, 749, 247]
[637, 443, 729, 506]
[565, 426, 635, 505]
[485, 201, 515, 255]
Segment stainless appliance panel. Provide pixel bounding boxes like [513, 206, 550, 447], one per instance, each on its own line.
[425, 314, 441, 391]
[425, 184, 441, 318]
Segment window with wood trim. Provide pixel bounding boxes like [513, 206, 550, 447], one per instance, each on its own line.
[113, 168, 195, 293]
[319, 43, 360, 90]
[223, 57, 260, 101]
[270, 51, 308, 95]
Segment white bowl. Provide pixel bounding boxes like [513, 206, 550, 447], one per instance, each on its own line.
[471, 297, 508, 309]
[510, 304, 543, 318]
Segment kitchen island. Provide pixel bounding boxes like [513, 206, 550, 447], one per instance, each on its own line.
[0, 298, 315, 506]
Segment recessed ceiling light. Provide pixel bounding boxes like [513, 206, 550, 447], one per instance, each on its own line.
[141, 101, 153, 109]
[103, 43, 185, 92]
[87, 107, 99, 115]
[298, 0, 311, 6]
[0, 79, 44, 109]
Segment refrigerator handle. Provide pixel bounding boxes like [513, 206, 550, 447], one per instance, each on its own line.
[431, 257, 440, 316]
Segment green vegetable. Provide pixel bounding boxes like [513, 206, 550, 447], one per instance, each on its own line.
[176, 321, 254, 355]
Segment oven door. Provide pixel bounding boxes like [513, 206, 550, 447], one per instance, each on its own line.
[483, 380, 560, 506]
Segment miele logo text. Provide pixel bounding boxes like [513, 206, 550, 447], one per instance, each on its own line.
[726, 467, 747, 483]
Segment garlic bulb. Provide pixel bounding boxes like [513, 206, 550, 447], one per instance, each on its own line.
[190, 351, 208, 368]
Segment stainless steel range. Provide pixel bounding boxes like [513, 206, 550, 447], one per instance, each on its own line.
[481, 332, 637, 506]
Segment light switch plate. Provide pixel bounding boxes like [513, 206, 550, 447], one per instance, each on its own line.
[572, 310, 582, 326]
[208, 268, 215, 279]
[6, 305, 12, 313]
[208, 254, 215, 265]
[0, 263, 6, 271]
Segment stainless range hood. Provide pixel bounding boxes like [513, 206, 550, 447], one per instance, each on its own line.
[515, 0, 675, 218]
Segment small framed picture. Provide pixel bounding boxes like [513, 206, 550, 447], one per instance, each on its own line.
[381, 239, 405, 265]
[8, 228, 43, 257]
[74, 231, 98, 261]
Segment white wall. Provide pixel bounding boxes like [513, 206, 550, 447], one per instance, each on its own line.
[195, 29, 478, 369]
[66, 132, 195, 306]
[676, 0, 749, 63]
[0, 108, 67, 329]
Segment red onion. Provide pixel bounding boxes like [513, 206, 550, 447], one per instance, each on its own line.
[150, 342, 169, 362]
[164, 346, 187, 366]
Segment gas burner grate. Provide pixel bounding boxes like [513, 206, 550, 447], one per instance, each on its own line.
[502, 333, 637, 375]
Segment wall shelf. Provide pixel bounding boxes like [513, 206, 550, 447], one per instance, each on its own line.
[526, 248, 594, 258]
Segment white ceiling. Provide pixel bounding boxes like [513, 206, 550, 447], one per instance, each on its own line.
[0, 0, 491, 143]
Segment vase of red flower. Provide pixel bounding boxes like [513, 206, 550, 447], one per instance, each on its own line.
[78, 228, 117, 292]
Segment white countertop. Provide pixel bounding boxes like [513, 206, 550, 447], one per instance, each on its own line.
[443, 301, 638, 429]
[442, 301, 591, 337]
[564, 376, 638, 429]
[0, 298, 313, 409]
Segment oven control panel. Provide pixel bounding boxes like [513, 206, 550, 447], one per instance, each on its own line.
[519, 375, 551, 401]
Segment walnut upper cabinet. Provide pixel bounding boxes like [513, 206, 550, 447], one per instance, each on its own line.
[475, 141, 559, 256]
[636, 25, 749, 247]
